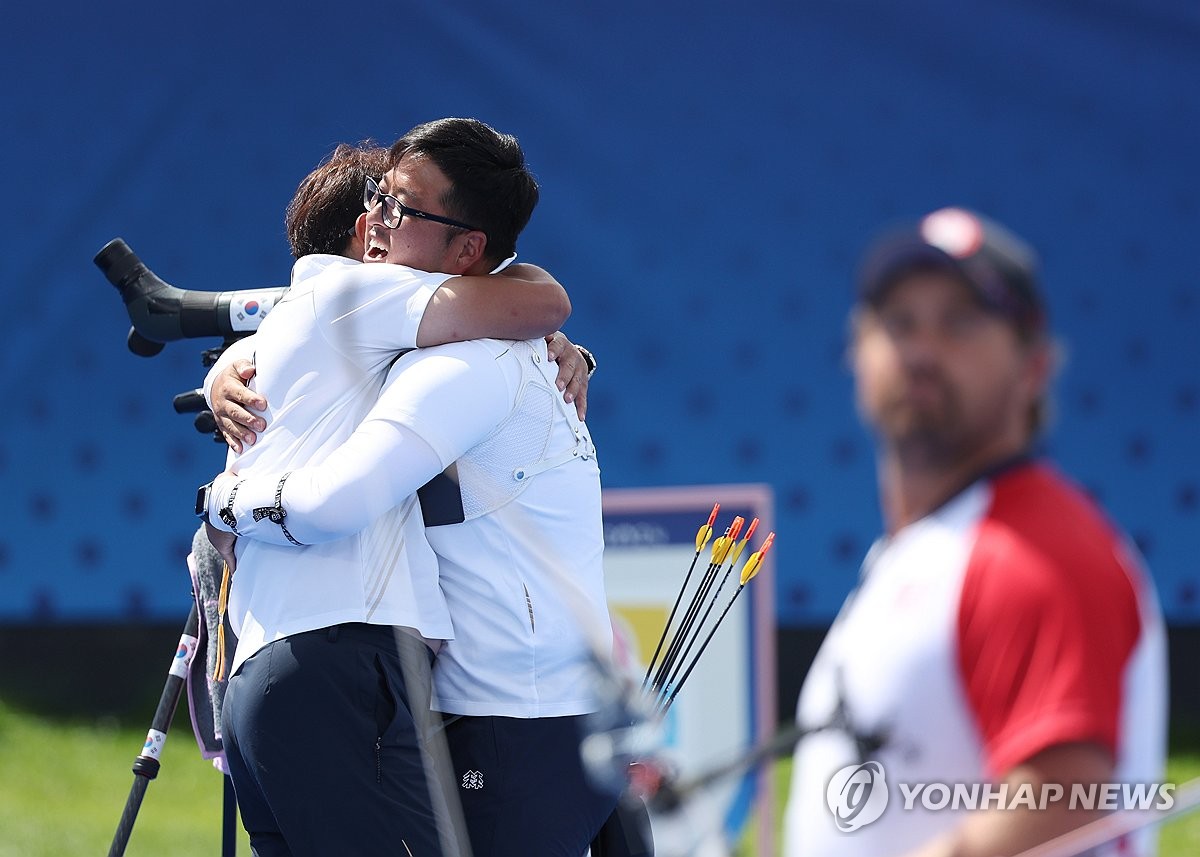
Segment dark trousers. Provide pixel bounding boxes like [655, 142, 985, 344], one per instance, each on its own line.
[223, 623, 459, 857]
[443, 714, 621, 857]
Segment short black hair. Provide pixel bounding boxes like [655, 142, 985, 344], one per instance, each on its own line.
[388, 118, 539, 265]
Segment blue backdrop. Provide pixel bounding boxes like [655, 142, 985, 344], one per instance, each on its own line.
[1, 0, 1197, 626]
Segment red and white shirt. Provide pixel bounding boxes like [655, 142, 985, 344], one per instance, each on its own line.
[784, 460, 1167, 857]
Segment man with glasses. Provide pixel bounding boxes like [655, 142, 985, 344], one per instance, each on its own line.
[198, 119, 603, 856]
[210, 141, 592, 454]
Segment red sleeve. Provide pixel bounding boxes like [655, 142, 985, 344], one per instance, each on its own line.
[956, 479, 1141, 779]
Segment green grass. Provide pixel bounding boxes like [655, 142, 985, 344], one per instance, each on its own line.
[2, 698, 1197, 856]
[0, 701, 250, 857]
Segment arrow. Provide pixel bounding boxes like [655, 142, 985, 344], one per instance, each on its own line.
[656, 519, 760, 708]
[661, 532, 774, 713]
[642, 503, 719, 689]
[650, 516, 744, 695]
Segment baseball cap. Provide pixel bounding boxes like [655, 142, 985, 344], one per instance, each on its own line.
[857, 207, 1046, 334]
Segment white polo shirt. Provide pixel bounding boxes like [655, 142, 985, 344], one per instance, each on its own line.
[783, 462, 1167, 857]
[210, 336, 612, 717]
[203, 254, 454, 676]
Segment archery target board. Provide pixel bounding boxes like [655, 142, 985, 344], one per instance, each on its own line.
[602, 484, 777, 850]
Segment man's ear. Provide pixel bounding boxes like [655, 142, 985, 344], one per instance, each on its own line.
[1024, 336, 1057, 400]
[344, 213, 369, 261]
[452, 230, 490, 273]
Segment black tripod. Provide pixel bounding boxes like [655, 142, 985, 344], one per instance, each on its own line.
[106, 605, 237, 856]
[103, 352, 243, 854]
[95, 238, 271, 855]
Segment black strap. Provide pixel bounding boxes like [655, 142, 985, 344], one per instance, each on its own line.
[417, 464, 466, 527]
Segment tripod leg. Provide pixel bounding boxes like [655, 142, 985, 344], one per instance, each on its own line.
[107, 605, 201, 857]
[222, 774, 238, 856]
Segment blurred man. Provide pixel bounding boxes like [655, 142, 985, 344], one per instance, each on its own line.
[783, 207, 1167, 857]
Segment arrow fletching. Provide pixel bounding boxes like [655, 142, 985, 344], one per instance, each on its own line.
[695, 503, 720, 551]
[739, 531, 775, 585]
[739, 554, 762, 586]
[710, 535, 733, 565]
[726, 517, 759, 568]
[728, 540, 749, 569]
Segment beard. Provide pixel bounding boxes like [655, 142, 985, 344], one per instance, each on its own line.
[871, 371, 976, 467]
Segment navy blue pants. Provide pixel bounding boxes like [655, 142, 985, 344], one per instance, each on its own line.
[443, 714, 621, 857]
[223, 624, 458, 857]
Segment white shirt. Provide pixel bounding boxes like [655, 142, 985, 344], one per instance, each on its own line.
[203, 254, 454, 676]
[211, 336, 612, 717]
[783, 463, 1166, 857]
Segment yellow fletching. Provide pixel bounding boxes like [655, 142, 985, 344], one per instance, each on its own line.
[740, 533, 776, 585]
[739, 552, 762, 585]
[694, 502, 720, 551]
[728, 538, 750, 567]
[711, 536, 732, 564]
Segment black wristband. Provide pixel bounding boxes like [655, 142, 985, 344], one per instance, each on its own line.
[218, 480, 243, 534]
[251, 472, 304, 546]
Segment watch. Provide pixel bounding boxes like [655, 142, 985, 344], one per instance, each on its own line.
[195, 481, 214, 524]
[577, 345, 597, 378]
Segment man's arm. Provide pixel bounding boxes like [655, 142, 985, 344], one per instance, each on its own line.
[209, 331, 593, 450]
[414, 263, 570, 347]
[209, 262, 578, 449]
[912, 530, 1145, 857]
[904, 743, 1114, 857]
[205, 340, 513, 546]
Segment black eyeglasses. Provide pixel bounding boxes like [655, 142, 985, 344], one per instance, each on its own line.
[363, 176, 481, 232]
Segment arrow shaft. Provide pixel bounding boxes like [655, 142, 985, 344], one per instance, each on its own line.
[651, 560, 723, 692]
[659, 566, 735, 703]
[661, 585, 744, 713]
[642, 547, 704, 688]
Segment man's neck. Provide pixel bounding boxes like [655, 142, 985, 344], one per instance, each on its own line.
[877, 436, 1030, 533]
[470, 261, 497, 276]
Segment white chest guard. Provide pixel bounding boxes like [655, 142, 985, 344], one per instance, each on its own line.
[455, 339, 596, 520]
